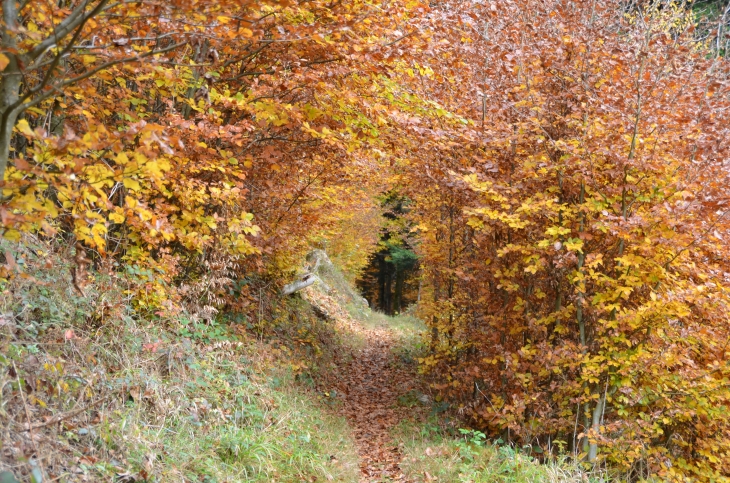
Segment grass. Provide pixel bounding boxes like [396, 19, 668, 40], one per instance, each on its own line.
[348, 303, 603, 482]
[2, 313, 361, 482]
[111, 349, 360, 482]
[392, 417, 610, 483]
[0, 237, 359, 482]
[2, 238, 603, 482]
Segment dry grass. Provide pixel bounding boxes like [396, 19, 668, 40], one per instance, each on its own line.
[1, 241, 618, 482]
[0, 238, 360, 482]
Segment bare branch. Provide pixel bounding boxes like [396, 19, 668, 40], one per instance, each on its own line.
[28, 0, 111, 60]
[23, 15, 91, 104]
[18, 41, 186, 112]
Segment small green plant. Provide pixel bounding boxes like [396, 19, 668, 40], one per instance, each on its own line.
[455, 428, 487, 463]
[397, 389, 426, 408]
[178, 319, 235, 343]
[459, 428, 487, 446]
[395, 420, 598, 483]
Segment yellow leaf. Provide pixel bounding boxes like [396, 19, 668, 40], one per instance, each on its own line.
[3, 229, 21, 241]
[15, 119, 33, 136]
[123, 177, 142, 191]
[145, 160, 165, 178]
[564, 238, 584, 253]
[82, 55, 96, 65]
[116, 152, 129, 164]
[109, 212, 126, 223]
[0, 53, 9, 71]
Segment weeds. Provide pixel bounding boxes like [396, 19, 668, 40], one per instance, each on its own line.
[2, 239, 605, 482]
[394, 417, 605, 483]
[0, 238, 360, 482]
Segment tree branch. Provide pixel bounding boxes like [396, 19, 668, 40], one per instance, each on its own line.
[15, 41, 186, 113]
[28, 0, 111, 60]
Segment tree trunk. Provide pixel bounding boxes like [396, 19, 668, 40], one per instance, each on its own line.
[384, 268, 392, 314]
[394, 269, 403, 314]
[588, 392, 606, 462]
[282, 274, 317, 295]
[0, 0, 22, 183]
[378, 254, 386, 311]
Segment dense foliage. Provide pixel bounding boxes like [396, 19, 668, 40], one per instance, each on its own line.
[3, 0, 730, 480]
[0, 0, 414, 312]
[399, 0, 730, 480]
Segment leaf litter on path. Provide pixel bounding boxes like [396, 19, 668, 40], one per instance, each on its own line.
[333, 320, 421, 482]
[303, 288, 428, 482]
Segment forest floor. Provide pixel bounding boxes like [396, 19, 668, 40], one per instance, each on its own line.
[301, 284, 428, 482]
[305, 282, 597, 483]
[333, 315, 420, 482]
[1, 238, 595, 483]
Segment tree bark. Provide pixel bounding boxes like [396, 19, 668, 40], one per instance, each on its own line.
[282, 274, 318, 295]
[0, 0, 22, 183]
[588, 392, 606, 462]
[394, 268, 403, 313]
[282, 250, 331, 295]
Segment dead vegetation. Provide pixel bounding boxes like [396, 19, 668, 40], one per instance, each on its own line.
[1, 238, 599, 482]
[0, 238, 360, 482]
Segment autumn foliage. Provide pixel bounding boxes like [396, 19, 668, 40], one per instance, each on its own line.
[0, 0, 414, 310]
[3, 0, 730, 480]
[396, 0, 730, 479]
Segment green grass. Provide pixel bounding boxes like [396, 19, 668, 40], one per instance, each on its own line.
[2, 239, 604, 482]
[2, 312, 361, 482]
[113, 351, 360, 482]
[3, 317, 360, 482]
[0, 238, 360, 483]
[393, 418, 606, 483]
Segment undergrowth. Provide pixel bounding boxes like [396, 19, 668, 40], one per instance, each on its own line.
[391, 416, 616, 483]
[0, 238, 359, 482]
[2, 237, 601, 483]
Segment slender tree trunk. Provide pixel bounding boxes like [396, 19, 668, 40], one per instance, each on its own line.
[384, 268, 392, 314]
[378, 254, 386, 311]
[0, 0, 22, 183]
[588, 392, 606, 462]
[430, 273, 441, 350]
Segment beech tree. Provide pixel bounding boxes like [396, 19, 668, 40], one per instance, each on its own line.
[3, 0, 730, 479]
[395, 0, 730, 478]
[0, 0, 196, 181]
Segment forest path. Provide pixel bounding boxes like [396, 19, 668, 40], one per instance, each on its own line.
[331, 315, 422, 482]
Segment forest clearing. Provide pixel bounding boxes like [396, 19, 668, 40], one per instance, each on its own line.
[2, 0, 730, 481]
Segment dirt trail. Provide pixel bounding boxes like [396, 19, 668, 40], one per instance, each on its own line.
[333, 323, 419, 482]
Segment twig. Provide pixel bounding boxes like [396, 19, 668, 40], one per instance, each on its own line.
[383, 30, 417, 47]
[13, 361, 39, 456]
[22, 395, 110, 431]
[13, 362, 38, 440]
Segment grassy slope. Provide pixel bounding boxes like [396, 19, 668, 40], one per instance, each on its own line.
[1, 238, 597, 482]
[0, 239, 359, 482]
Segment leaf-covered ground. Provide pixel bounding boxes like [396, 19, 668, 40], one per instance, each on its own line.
[301, 288, 423, 481]
[334, 319, 418, 481]
[304, 281, 598, 483]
